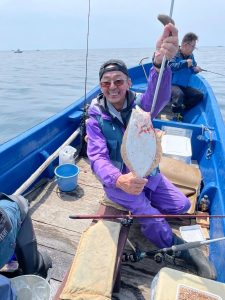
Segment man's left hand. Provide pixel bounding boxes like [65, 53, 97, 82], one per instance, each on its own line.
[193, 66, 203, 73]
[154, 23, 179, 65]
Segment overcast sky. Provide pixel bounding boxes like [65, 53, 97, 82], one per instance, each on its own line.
[0, 0, 224, 51]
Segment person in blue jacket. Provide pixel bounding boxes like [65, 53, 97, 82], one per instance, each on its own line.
[0, 193, 52, 279]
[168, 32, 204, 114]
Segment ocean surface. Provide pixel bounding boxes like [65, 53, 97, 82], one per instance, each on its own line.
[0, 47, 225, 145]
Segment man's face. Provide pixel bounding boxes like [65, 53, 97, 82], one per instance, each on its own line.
[100, 70, 131, 110]
[181, 40, 197, 56]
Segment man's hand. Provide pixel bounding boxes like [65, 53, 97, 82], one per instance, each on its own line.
[193, 66, 203, 73]
[187, 59, 193, 67]
[154, 23, 179, 65]
[116, 172, 148, 195]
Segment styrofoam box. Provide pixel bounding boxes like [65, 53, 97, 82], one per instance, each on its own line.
[150, 267, 225, 300]
[179, 225, 206, 242]
[176, 284, 222, 300]
[161, 134, 192, 164]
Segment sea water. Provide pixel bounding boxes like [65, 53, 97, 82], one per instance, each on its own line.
[0, 47, 225, 145]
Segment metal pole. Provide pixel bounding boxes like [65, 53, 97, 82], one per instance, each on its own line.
[14, 128, 80, 195]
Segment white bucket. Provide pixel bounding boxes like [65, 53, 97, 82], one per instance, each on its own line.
[11, 275, 51, 300]
[59, 145, 77, 165]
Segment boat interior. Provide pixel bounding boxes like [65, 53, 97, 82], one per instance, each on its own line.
[1, 63, 224, 298]
[10, 116, 214, 299]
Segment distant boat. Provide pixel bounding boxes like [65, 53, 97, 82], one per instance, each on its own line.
[14, 49, 23, 53]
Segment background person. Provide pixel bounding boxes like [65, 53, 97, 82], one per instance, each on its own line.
[168, 32, 204, 114]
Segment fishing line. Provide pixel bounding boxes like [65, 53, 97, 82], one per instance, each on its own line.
[202, 69, 225, 77]
[78, 0, 91, 157]
[84, 0, 91, 105]
[151, 0, 175, 114]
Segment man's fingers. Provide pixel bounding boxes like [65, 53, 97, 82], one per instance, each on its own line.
[162, 23, 178, 39]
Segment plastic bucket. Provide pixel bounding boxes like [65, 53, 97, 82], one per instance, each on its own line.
[11, 275, 51, 300]
[54, 163, 79, 192]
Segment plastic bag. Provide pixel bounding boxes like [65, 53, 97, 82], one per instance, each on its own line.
[11, 275, 51, 300]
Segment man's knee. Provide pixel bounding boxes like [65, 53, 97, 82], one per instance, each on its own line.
[179, 195, 191, 213]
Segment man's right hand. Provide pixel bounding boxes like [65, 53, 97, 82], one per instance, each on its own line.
[187, 59, 193, 67]
[116, 172, 148, 195]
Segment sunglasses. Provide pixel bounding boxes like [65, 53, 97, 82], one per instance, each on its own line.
[186, 42, 198, 50]
[100, 79, 126, 88]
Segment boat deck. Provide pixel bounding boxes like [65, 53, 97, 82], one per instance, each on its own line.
[28, 157, 204, 299]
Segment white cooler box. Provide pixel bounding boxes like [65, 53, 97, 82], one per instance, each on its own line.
[161, 126, 192, 164]
[151, 268, 225, 300]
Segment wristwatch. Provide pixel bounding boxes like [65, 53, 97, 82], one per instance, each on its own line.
[152, 52, 168, 68]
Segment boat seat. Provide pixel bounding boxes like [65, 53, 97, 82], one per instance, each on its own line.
[59, 219, 121, 300]
[159, 156, 202, 213]
[53, 204, 130, 300]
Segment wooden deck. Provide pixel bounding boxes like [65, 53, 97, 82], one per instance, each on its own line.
[27, 157, 204, 299]
[28, 158, 102, 298]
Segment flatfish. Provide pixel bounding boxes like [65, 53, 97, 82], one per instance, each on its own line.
[121, 106, 162, 177]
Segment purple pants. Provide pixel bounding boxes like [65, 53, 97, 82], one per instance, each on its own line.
[104, 173, 191, 248]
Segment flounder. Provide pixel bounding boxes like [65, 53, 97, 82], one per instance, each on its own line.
[121, 106, 163, 177]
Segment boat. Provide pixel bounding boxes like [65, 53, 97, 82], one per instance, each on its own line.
[14, 49, 23, 53]
[0, 62, 225, 299]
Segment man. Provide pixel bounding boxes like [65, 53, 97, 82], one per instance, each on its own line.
[168, 32, 204, 114]
[0, 193, 52, 278]
[86, 24, 215, 279]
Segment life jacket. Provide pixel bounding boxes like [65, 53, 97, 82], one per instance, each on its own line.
[94, 91, 142, 171]
[169, 50, 197, 87]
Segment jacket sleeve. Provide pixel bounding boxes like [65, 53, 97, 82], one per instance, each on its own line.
[86, 116, 122, 188]
[141, 66, 172, 119]
[191, 55, 198, 73]
[168, 56, 188, 71]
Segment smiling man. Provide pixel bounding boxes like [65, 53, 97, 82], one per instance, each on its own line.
[85, 24, 215, 280]
[168, 32, 204, 114]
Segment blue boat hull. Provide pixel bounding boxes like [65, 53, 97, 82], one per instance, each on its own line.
[0, 63, 225, 281]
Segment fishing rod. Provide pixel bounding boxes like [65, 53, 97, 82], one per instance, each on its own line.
[69, 213, 225, 220]
[201, 69, 225, 77]
[151, 0, 175, 114]
[124, 236, 225, 263]
[161, 236, 225, 253]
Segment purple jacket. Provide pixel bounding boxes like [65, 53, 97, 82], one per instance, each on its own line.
[86, 66, 172, 188]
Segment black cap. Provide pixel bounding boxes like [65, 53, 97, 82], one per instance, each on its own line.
[99, 59, 129, 80]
